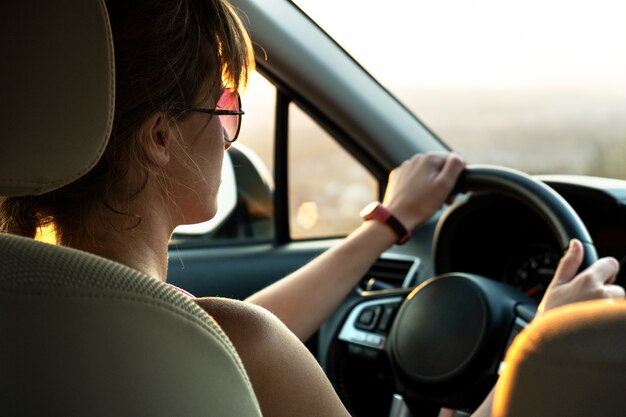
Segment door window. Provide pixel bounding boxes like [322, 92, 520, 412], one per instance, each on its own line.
[288, 103, 378, 239]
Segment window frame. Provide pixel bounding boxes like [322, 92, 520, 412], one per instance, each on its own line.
[259, 65, 387, 243]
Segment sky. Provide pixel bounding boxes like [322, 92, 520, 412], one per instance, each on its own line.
[237, 0, 626, 182]
[294, 0, 626, 90]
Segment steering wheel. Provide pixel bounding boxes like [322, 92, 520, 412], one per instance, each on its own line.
[335, 165, 597, 415]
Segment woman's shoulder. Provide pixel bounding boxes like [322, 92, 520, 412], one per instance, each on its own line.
[193, 297, 281, 338]
[193, 296, 350, 416]
[193, 297, 292, 374]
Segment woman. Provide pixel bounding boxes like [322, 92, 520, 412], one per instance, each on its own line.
[0, 0, 622, 416]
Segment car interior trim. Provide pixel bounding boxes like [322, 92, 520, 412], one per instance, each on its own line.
[338, 296, 403, 350]
[274, 88, 291, 243]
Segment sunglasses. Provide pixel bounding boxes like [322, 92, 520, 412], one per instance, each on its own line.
[181, 89, 244, 143]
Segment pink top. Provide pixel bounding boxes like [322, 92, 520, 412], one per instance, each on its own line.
[168, 283, 195, 298]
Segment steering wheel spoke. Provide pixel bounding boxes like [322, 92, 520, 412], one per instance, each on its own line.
[338, 295, 405, 351]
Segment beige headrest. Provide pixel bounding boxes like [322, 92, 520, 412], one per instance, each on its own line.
[0, 0, 114, 196]
[494, 300, 626, 417]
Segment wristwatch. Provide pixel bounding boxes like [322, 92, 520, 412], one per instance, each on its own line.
[360, 202, 410, 244]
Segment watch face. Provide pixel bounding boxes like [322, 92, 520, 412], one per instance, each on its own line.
[360, 202, 381, 219]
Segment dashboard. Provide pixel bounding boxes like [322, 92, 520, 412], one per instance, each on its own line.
[433, 175, 626, 301]
[324, 174, 626, 416]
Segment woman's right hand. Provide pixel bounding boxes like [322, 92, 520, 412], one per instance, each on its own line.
[537, 239, 625, 318]
[382, 152, 465, 231]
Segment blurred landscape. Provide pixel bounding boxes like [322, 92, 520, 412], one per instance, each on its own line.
[401, 86, 626, 178]
[239, 85, 626, 238]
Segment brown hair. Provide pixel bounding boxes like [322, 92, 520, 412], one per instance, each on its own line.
[0, 0, 254, 244]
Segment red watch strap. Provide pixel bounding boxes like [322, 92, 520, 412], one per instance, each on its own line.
[360, 202, 410, 245]
[385, 213, 410, 244]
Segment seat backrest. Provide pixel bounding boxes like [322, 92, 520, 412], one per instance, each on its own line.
[0, 1, 262, 415]
[0, 234, 262, 416]
[494, 300, 626, 417]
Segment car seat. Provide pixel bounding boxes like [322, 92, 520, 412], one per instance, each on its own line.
[494, 299, 626, 416]
[0, 1, 262, 415]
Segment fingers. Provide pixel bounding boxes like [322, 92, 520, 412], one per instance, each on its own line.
[437, 154, 465, 202]
[551, 239, 584, 285]
[577, 256, 620, 286]
[400, 152, 463, 175]
[437, 152, 465, 184]
[603, 284, 626, 299]
[565, 256, 620, 303]
[409, 152, 464, 188]
[599, 257, 620, 284]
[406, 152, 446, 176]
[539, 246, 622, 316]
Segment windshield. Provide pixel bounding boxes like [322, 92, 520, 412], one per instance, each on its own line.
[294, 0, 626, 179]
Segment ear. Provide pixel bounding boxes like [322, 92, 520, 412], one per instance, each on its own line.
[137, 112, 174, 166]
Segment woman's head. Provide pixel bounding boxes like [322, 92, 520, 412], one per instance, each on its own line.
[0, 0, 254, 244]
[106, 0, 252, 140]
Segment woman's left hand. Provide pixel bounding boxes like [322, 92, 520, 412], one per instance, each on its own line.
[537, 239, 625, 318]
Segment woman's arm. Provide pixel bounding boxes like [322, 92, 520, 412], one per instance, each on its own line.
[246, 152, 465, 341]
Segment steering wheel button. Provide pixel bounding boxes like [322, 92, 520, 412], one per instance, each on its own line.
[365, 334, 384, 348]
[356, 306, 381, 331]
[358, 309, 374, 324]
[351, 332, 367, 343]
[377, 305, 397, 332]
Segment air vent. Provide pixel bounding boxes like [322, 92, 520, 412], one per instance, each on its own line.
[360, 255, 420, 291]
